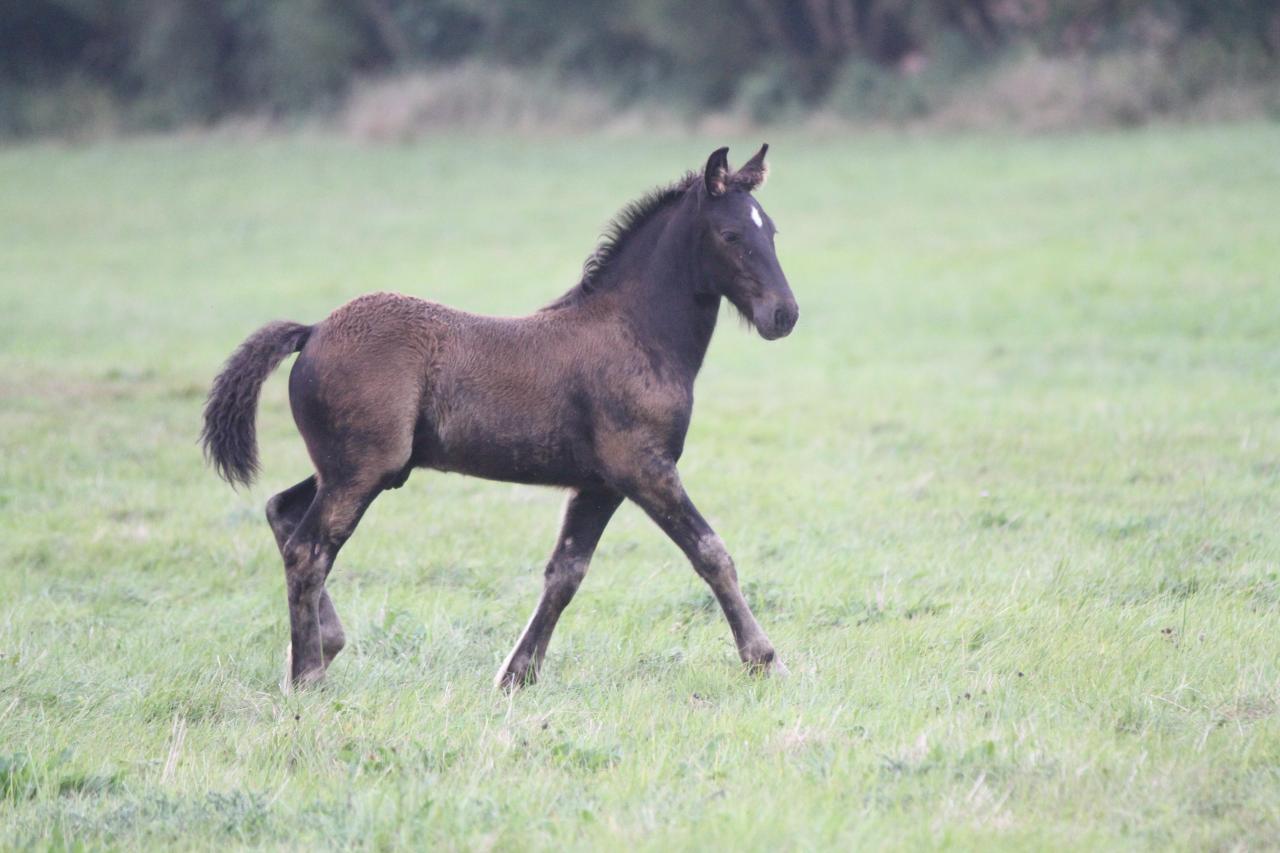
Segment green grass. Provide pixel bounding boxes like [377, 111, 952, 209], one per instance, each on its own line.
[2, 124, 1279, 849]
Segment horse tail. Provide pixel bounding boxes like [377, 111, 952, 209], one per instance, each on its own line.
[201, 320, 312, 488]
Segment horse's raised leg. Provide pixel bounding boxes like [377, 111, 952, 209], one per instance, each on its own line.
[266, 476, 345, 665]
[621, 465, 785, 675]
[279, 478, 381, 686]
[496, 487, 622, 690]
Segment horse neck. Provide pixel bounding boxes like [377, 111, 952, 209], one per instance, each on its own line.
[600, 202, 720, 379]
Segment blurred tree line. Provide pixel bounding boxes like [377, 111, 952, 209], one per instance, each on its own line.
[2, 0, 1278, 135]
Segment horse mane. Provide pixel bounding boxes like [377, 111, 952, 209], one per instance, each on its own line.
[544, 170, 700, 309]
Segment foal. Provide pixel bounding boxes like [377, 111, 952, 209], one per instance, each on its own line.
[202, 145, 799, 689]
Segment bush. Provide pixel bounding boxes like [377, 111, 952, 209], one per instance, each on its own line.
[242, 0, 369, 114]
[734, 62, 813, 125]
[929, 43, 1280, 132]
[0, 76, 120, 139]
[340, 65, 663, 139]
[826, 61, 933, 123]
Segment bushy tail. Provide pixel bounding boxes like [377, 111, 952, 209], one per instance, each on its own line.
[201, 321, 312, 488]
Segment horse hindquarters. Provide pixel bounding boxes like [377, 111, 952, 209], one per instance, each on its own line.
[275, 319, 425, 686]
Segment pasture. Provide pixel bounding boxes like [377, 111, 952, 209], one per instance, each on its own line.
[2, 124, 1279, 849]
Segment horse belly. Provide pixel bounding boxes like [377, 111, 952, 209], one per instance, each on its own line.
[416, 401, 594, 487]
[431, 431, 590, 486]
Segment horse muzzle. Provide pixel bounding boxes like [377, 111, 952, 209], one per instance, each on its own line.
[755, 299, 799, 340]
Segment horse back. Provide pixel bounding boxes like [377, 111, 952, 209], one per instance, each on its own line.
[291, 290, 693, 489]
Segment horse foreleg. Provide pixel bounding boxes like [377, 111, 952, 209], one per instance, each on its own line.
[621, 464, 785, 676]
[495, 487, 622, 690]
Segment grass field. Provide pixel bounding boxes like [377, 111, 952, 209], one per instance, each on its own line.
[2, 124, 1279, 849]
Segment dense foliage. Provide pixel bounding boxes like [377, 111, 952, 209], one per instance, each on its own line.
[2, 0, 1278, 134]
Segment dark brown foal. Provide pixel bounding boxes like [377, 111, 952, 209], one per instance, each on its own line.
[202, 144, 799, 689]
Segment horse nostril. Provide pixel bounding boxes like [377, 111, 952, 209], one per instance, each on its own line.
[773, 307, 795, 332]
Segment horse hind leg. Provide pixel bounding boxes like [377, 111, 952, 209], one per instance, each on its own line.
[266, 476, 346, 667]
[268, 480, 344, 663]
[274, 473, 399, 688]
[280, 476, 393, 687]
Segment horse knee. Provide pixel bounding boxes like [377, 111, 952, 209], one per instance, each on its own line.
[547, 555, 588, 587]
[544, 556, 588, 602]
[693, 532, 736, 582]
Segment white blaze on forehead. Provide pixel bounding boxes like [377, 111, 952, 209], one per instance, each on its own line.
[750, 205, 763, 228]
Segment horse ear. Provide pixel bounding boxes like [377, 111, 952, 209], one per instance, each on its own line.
[703, 147, 730, 197]
[736, 143, 768, 190]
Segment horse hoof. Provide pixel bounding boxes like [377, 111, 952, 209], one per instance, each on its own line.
[280, 645, 326, 693]
[295, 667, 326, 689]
[495, 668, 536, 692]
[495, 662, 537, 692]
[494, 646, 541, 692]
[745, 653, 788, 679]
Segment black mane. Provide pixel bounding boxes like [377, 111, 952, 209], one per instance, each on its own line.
[545, 170, 699, 309]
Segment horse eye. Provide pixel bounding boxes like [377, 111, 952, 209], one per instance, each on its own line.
[721, 231, 741, 244]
